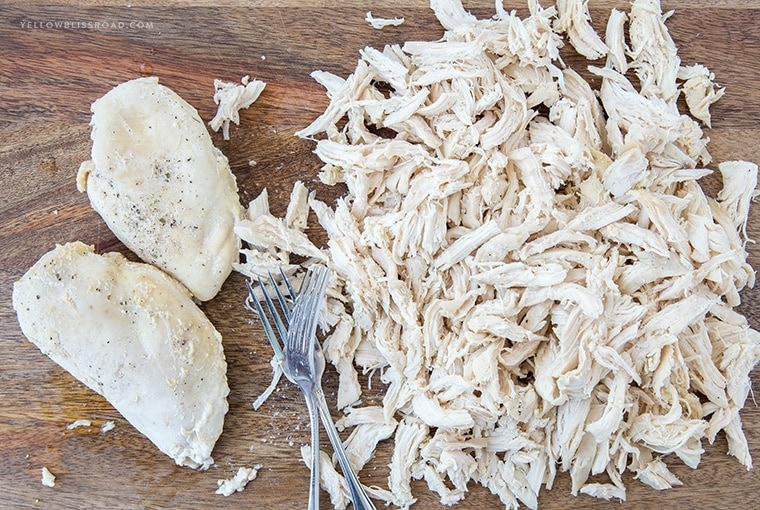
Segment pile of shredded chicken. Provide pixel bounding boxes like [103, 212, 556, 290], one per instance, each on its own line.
[236, 0, 760, 507]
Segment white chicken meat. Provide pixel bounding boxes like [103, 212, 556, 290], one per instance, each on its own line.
[77, 77, 243, 301]
[12, 242, 229, 470]
[237, 0, 760, 508]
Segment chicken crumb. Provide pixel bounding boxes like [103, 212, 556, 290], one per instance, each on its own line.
[215, 466, 262, 496]
[100, 420, 116, 434]
[41, 467, 56, 488]
[66, 419, 91, 430]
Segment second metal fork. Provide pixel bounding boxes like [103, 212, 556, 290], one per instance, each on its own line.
[287, 267, 329, 510]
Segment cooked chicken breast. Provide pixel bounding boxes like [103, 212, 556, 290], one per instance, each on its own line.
[77, 77, 243, 301]
[12, 242, 229, 470]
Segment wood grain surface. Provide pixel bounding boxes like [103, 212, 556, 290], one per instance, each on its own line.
[1, 1, 759, 509]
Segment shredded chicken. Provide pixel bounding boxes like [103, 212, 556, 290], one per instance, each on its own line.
[717, 161, 760, 240]
[238, 0, 760, 507]
[627, 0, 680, 103]
[555, 0, 608, 60]
[604, 8, 628, 73]
[678, 64, 725, 127]
[209, 75, 266, 140]
[66, 419, 92, 430]
[301, 446, 350, 510]
[366, 11, 405, 29]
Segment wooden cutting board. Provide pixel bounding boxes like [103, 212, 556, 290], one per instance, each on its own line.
[2, 1, 759, 508]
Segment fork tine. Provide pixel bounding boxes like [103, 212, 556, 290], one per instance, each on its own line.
[246, 278, 284, 360]
[247, 276, 286, 361]
[286, 274, 312, 353]
[289, 267, 330, 354]
[268, 271, 293, 322]
[244, 278, 258, 313]
[258, 276, 289, 343]
[279, 266, 297, 307]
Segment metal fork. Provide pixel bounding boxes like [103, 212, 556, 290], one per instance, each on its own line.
[246, 267, 376, 510]
[286, 267, 329, 510]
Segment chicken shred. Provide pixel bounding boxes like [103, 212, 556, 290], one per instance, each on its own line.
[209, 75, 266, 140]
[366, 11, 405, 29]
[554, 0, 608, 60]
[678, 64, 725, 127]
[604, 9, 628, 73]
[627, 0, 680, 104]
[238, 0, 760, 508]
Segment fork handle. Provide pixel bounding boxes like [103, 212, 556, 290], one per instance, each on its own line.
[301, 383, 321, 510]
[314, 388, 377, 510]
